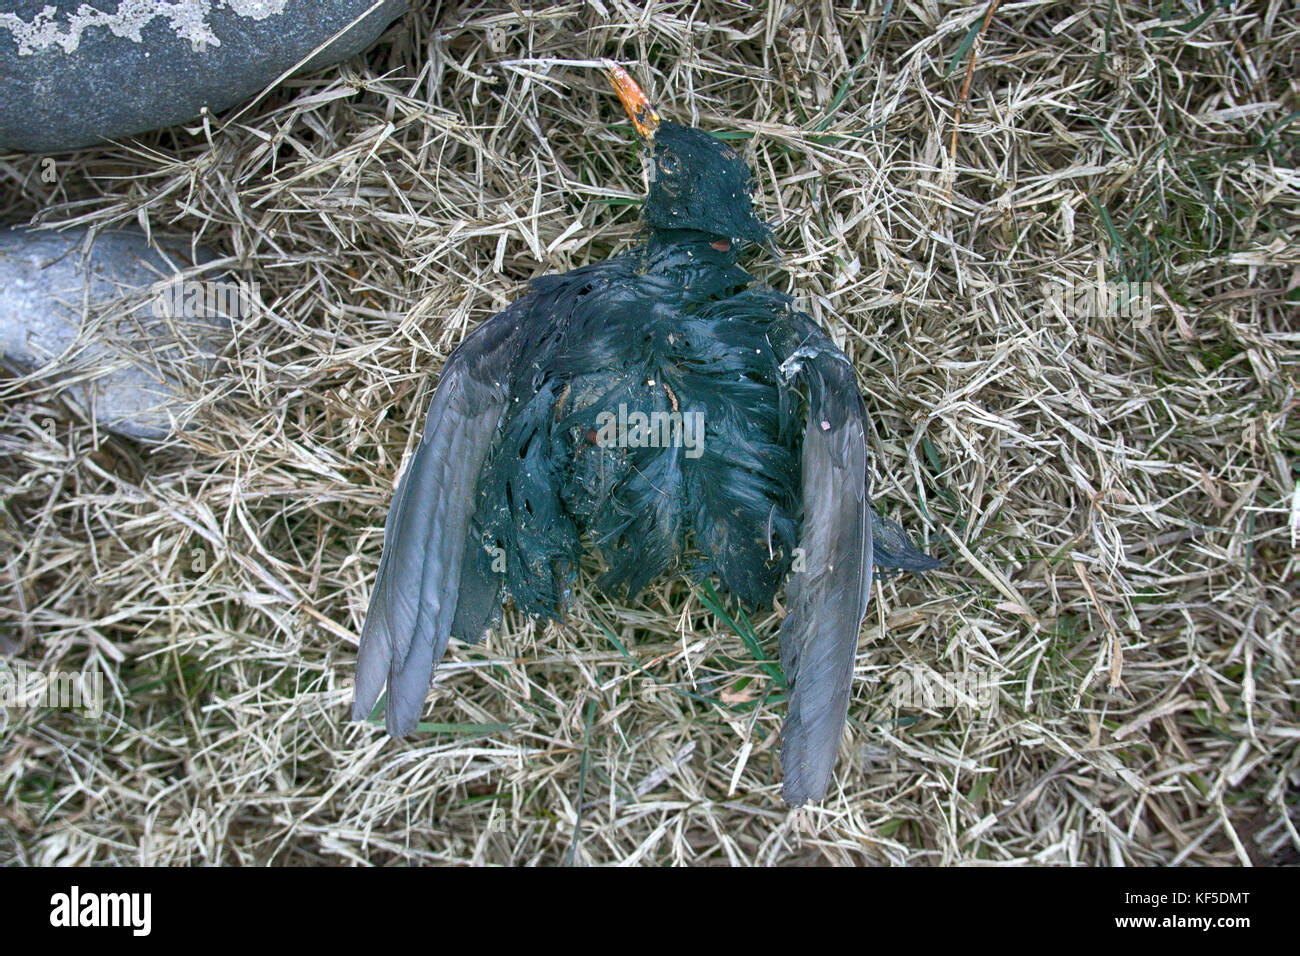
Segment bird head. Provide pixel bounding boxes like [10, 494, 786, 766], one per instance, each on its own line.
[606, 62, 772, 249]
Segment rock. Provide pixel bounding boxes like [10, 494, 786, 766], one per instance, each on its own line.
[0, 226, 238, 441]
[0, 0, 408, 152]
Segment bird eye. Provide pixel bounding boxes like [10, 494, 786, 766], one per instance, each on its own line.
[654, 150, 682, 195]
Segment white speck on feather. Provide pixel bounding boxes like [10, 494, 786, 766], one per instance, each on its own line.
[0, 1, 290, 56]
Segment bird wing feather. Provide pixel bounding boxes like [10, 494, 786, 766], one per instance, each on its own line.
[352, 309, 521, 735]
[770, 314, 873, 806]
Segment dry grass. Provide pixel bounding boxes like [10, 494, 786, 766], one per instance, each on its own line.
[1, 0, 1297, 866]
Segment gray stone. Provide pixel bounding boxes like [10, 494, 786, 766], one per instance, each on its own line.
[1, 0, 408, 152]
[0, 226, 238, 441]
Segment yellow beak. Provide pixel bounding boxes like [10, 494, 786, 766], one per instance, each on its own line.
[605, 60, 660, 140]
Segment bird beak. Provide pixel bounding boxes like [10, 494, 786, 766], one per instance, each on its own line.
[605, 61, 660, 140]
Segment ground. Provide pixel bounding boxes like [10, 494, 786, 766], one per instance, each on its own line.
[1, 1, 1296, 865]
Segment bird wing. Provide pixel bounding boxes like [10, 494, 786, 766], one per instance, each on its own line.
[769, 311, 873, 806]
[353, 307, 522, 735]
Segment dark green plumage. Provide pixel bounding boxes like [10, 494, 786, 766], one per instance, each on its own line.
[353, 111, 939, 806]
[456, 239, 803, 638]
[644, 123, 772, 246]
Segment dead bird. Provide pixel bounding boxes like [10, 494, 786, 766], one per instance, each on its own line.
[352, 63, 940, 805]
